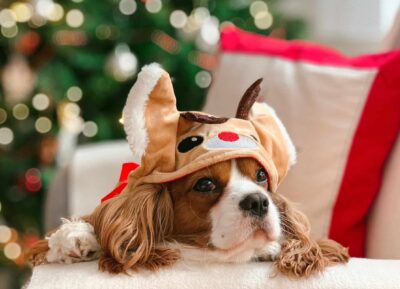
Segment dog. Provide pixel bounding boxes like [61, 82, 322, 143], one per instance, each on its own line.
[30, 64, 348, 278]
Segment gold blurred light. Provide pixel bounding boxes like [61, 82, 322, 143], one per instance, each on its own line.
[145, 0, 162, 14]
[35, 117, 52, 133]
[82, 121, 98, 137]
[107, 44, 138, 81]
[199, 16, 220, 46]
[193, 7, 210, 24]
[1, 24, 18, 38]
[4, 242, 22, 260]
[169, 10, 187, 29]
[0, 9, 17, 28]
[119, 0, 137, 15]
[47, 3, 64, 22]
[254, 11, 273, 30]
[30, 14, 46, 27]
[64, 102, 81, 117]
[0, 225, 12, 243]
[10, 2, 33, 23]
[250, 1, 268, 18]
[0, 108, 7, 124]
[12, 104, 29, 120]
[36, 0, 53, 17]
[66, 86, 83, 102]
[0, 127, 14, 145]
[32, 93, 50, 111]
[66, 9, 84, 28]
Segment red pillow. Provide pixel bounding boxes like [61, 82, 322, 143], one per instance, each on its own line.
[205, 26, 400, 257]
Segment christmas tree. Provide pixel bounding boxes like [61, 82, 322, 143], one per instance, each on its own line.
[0, 0, 305, 288]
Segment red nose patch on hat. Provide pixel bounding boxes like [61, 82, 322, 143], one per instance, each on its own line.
[218, 132, 239, 142]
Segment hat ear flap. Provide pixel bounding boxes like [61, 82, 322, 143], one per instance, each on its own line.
[123, 64, 180, 172]
[250, 102, 296, 183]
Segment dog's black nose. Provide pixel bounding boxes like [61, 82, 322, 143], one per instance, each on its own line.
[239, 193, 269, 217]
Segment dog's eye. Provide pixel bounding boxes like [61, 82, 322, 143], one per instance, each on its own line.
[193, 178, 216, 193]
[256, 168, 268, 184]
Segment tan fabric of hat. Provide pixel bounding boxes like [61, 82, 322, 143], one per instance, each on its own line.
[123, 64, 296, 193]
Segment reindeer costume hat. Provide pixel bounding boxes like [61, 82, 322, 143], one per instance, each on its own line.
[119, 64, 296, 194]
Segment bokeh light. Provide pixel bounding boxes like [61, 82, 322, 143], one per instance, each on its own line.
[107, 43, 138, 81]
[254, 11, 273, 29]
[12, 104, 29, 120]
[1, 25, 18, 38]
[82, 121, 98, 137]
[0, 127, 14, 145]
[200, 17, 220, 46]
[195, 70, 212, 88]
[64, 102, 81, 117]
[25, 168, 42, 192]
[250, 1, 268, 17]
[66, 9, 84, 28]
[0, 9, 17, 28]
[47, 4, 64, 22]
[170, 10, 187, 29]
[32, 93, 50, 111]
[4, 242, 22, 260]
[35, 117, 52, 133]
[0, 108, 7, 124]
[0, 225, 12, 243]
[67, 86, 83, 102]
[119, 0, 137, 15]
[10, 2, 33, 23]
[145, 0, 162, 14]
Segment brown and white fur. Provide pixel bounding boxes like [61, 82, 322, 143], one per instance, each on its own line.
[30, 158, 348, 278]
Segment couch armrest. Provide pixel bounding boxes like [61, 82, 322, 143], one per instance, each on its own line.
[27, 258, 400, 289]
[367, 135, 400, 259]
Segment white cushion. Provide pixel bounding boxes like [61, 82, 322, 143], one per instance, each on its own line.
[367, 135, 400, 259]
[204, 27, 400, 257]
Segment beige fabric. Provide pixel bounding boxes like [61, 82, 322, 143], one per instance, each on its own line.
[69, 141, 134, 216]
[124, 65, 294, 194]
[27, 258, 400, 289]
[205, 53, 377, 239]
[367, 135, 400, 259]
[380, 9, 400, 51]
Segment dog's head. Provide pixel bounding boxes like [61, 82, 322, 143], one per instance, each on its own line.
[168, 157, 281, 263]
[92, 64, 348, 276]
[122, 64, 296, 193]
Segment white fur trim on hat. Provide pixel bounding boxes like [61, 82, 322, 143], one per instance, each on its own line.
[123, 63, 164, 161]
[262, 103, 297, 166]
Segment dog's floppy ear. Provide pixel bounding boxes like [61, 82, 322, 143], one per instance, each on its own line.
[123, 64, 180, 173]
[272, 194, 349, 278]
[91, 184, 179, 273]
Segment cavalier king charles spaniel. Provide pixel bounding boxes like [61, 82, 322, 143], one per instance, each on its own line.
[30, 64, 348, 278]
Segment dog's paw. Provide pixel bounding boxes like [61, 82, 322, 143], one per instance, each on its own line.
[46, 218, 100, 264]
[254, 241, 281, 262]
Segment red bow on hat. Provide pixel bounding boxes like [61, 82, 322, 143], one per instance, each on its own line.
[101, 162, 140, 203]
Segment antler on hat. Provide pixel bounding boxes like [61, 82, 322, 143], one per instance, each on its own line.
[236, 78, 263, 120]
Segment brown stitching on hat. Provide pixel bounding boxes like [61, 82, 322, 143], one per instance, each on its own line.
[181, 112, 229, 124]
[235, 78, 263, 120]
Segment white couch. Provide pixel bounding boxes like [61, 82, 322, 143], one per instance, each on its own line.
[28, 136, 400, 289]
